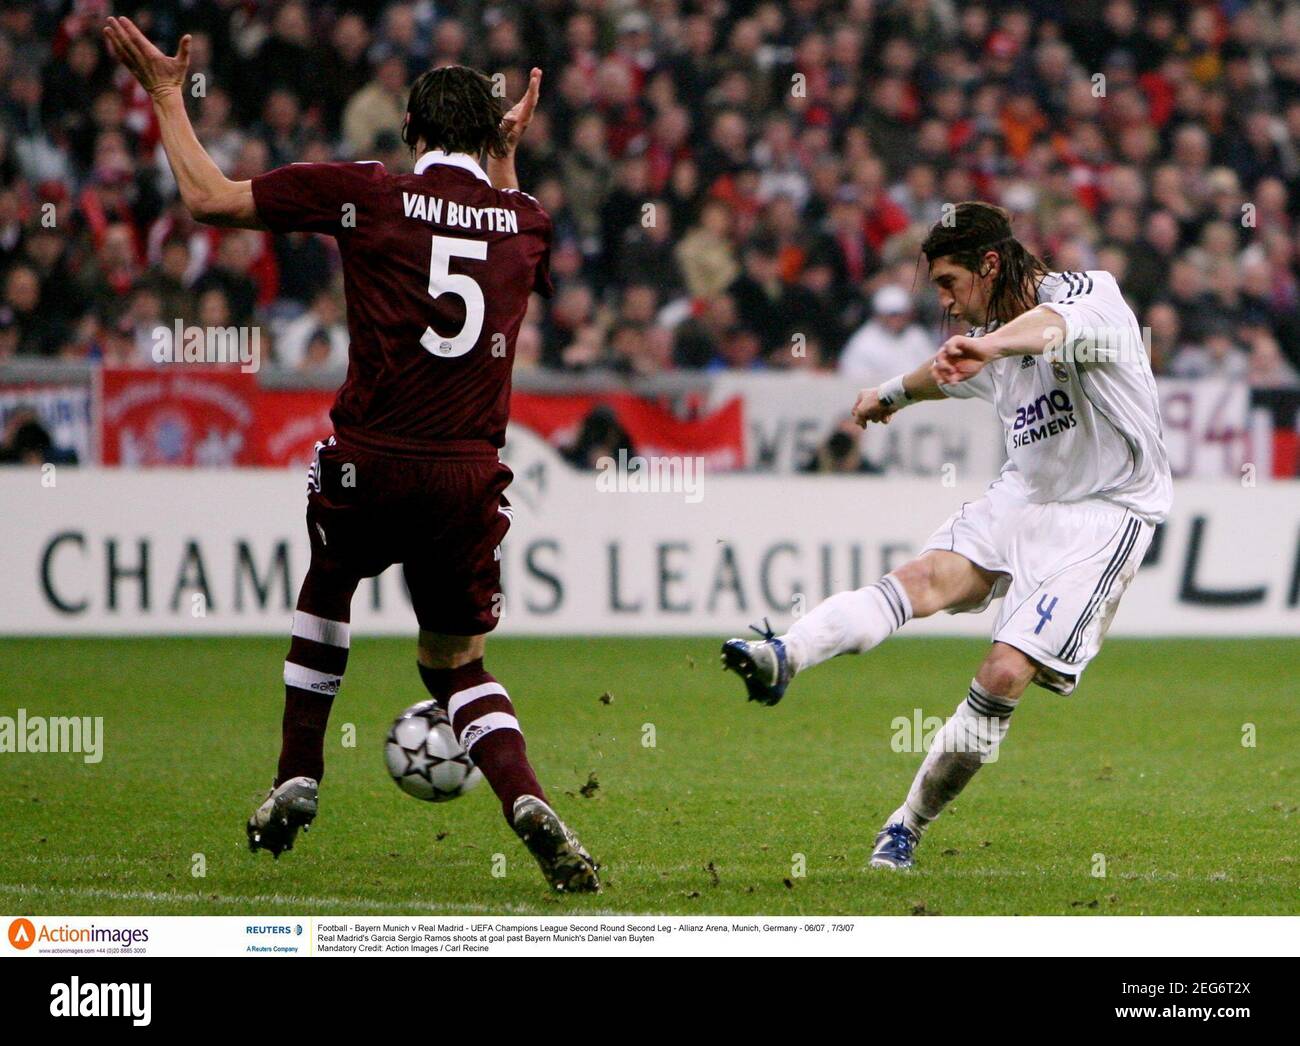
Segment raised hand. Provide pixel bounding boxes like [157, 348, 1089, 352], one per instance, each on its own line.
[103, 16, 190, 100]
[500, 68, 542, 152]
[931, 334, 996, 385]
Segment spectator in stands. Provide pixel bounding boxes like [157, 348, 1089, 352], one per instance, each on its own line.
[196, 287, 233, 333]
[608, 322, 660, 377]
[1165, 257, 1219, 344]
[254, 89, 307, 170]
[779, 247, 851, 355]
[318, 14, 372, 139]
[768, 331, 829, 373]
[514, 323, 542, 371]
[728, 234, 801, 352]
[542, 282, 599, 369]
[193, 233, 258, 325]
[123, 284, 165, 364]
[272, 228, 334, 312]
[0, 188, 23, 271]
[559, 111, 611, 258]
[1170, 322, 1250, 381]
[23, 222, 84, 322]
[1246, 330, 1299, 388]
[599, 152, 652, 286]
[671, 293, 734, 369]
[801, 420, 882, 475]
[837, 286, 933, 383]
[675, 198, 739, 300]
[138, 234, 195, 323]
[819, 186, 879, 291]
[1124, 210, 1182, 314]
[342, 53, 407, 158]
[249, 2, 317, 118]
[562, 406, 635, 470]
[2, 261, 63, 355]
[78, 222, 140, 324]
[277, 289, 348, 372]
[0, 406, 76, 465]
[1144, 301, 1186, 376]
[617, 198, 682, 293]
[297, 329, 335, 373]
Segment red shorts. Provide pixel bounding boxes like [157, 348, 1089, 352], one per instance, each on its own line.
[304, 430, 512, 635]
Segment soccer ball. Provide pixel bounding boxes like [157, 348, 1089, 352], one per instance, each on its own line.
[384, 700, 483, 802]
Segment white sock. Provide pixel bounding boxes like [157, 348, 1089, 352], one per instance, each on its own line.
[890, 681, 1018, 836]
[780, 575, 912, 675]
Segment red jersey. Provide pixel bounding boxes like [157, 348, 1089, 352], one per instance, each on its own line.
[251, 151, 553, 449]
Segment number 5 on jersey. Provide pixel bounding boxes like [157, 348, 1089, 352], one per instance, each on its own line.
[421, 234, 487, 358]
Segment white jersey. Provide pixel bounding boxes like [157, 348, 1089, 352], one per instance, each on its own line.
[940, 270, 1173, 523]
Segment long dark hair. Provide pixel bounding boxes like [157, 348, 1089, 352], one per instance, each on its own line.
[402, 65, 509, 160]
[921, 201, 1049, 328]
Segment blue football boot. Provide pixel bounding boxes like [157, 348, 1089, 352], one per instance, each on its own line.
[869, 822, 920, 869]
[721, 618, 793, 706]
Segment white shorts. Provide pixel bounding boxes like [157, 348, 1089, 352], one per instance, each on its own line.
[921, 479, 1154, 695]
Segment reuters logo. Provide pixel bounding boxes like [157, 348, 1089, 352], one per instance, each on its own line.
[8, 918, 35, 950]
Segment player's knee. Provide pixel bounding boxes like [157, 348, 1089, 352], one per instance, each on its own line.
[891, 557, 940, 617]
[893, 554, 972, 618]
[298, 561, 360, 617]
[976, 644, 1037, 699]
[417, 631, 486, 669]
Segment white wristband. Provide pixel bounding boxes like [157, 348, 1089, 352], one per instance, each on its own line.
[878, 374, 913, 410]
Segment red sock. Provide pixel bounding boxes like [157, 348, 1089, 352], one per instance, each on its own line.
[276, 605, 351, 786]
[276, 685, 335, 785]
[418, 660, 545, 821]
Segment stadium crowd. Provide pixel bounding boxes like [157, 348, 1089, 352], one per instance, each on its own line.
[1, 0, 1299, 387]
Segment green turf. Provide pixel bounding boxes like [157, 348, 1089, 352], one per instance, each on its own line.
[1, 636, 1296, 916]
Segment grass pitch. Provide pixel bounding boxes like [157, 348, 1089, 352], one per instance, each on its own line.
[2, 636, 1296, 916]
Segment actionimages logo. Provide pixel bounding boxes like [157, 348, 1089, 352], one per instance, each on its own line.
[6, 917, 149, 950]
[9, 917, 35, 949]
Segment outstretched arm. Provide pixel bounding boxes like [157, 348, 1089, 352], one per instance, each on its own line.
[930, 305, 1066, 384]
[486, 68, 542, 191]
[104, 16, 264, 229]
[851, 357, 946, 427]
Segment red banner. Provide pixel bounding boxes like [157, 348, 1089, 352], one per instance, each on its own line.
[100, 368, 261, 466]
[511, 392, 745, 469]
[249, 388, 334, 468]
[98, 370, 745, 469]
[101, 368, 337, 469]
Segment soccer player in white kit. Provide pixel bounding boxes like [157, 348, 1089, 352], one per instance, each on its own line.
[722, 202, 1172, 869]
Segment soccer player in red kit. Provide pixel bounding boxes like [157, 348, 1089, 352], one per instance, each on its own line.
[104, 16, 600, 892]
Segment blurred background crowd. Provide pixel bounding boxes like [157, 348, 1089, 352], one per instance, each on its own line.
[2, 0, 1300, 388]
